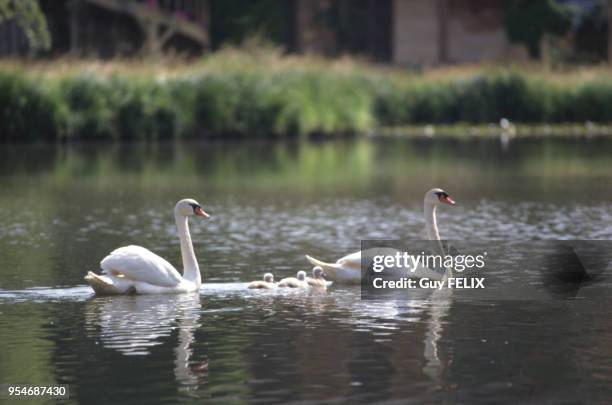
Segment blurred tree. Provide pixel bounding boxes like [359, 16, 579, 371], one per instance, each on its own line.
[572, 0, 608, 63]
[0, 0, 50, 52]
[505, 0, 573, 58]
[608, 0, 612, 62]
[209, 0, 294, 49]
[323, 0, 392, 61]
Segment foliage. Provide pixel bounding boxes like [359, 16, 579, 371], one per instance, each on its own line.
[0, 0, 50, 52]
[0, 70, 62, 140]
[504, 0, 573, 58]
[209, 0, 292, 49]
[4, 51, 612, 140]
[572, 0, 609, 63]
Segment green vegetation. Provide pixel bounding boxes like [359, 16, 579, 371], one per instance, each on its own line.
[504, 0, 572, 58]
[0, 0, 50, 51]
[209, 0, 293, 48]
[3, 47, 612, 141]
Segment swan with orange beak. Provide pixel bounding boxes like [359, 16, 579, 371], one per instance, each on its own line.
[306, 188, 456, 284]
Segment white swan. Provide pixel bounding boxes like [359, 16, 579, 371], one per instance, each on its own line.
[84, 198, 209, 295]
[278, 271, 309, 289]
[306, 266, 327, 288]
[305, 188, 455, 284]
[247, 273, 276, 289]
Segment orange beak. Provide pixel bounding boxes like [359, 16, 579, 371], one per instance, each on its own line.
[441, 195, 456, 205]
[194, 207, 210, 218]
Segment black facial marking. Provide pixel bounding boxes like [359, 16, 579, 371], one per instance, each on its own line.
[434, 191, 449, 199]
[188, 202, 202, 213]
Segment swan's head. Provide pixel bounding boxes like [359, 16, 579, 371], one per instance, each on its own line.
[297, 271, 307, 281]
[312, 266, 325, 279]
[425, 188, 455, 206]
[263, 273, 274, 283]
[175, 198, 210, 218]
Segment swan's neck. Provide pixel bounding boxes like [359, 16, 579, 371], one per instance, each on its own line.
[424, 202, 445, 257]
[175, 213, 201, 286]
[424, 203, 440, 241]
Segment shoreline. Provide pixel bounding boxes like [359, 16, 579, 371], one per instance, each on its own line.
[1, 124, 612, 144]
[376, 123, 612, 139]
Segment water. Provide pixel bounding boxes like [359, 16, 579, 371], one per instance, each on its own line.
[0, 138, 611, 404]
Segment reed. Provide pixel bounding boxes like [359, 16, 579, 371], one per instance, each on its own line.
[2, 47, 612, 140]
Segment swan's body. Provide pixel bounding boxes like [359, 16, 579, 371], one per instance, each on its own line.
[278, 271, 309, 289]
[248, 273, 276, 289]
[85, 199, 209, 295]
[305, 188, 455, 284]
[306, 266, 327, 288]
[305, 251, 361, 284]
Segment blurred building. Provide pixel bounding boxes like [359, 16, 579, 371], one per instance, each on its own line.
[1, 0, 601, 65]
[295, 0, 528, 65]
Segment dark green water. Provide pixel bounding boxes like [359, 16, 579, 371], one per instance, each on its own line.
[0, 138, 611, 404]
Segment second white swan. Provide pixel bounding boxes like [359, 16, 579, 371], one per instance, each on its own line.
[305, 188, 455, 284]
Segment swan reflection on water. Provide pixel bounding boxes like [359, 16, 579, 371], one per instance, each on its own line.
[323, 286, 453, 385]
[84, 293, 206, 387]
[242, 280, 455, 389]
[81, 281, 454, 392]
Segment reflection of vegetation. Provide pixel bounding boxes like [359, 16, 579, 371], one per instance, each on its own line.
[1, 139, 612, 198]
[0, 306, 55, 386]
[39, 141, 376, 193]
[5, 137, 600, 288]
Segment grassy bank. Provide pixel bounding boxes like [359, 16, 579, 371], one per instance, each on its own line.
[3, 47, 612, 141]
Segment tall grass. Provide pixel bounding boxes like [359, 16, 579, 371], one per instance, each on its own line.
[2, 47, 612, 140]
[0, 71, 64, 141]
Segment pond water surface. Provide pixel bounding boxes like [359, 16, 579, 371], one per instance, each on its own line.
[0, 138, 611, 404]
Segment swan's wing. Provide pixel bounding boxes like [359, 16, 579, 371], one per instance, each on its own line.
[100, 245, 183, 287]
[338, 248, 401, 269]
[336, 251, 362, 269]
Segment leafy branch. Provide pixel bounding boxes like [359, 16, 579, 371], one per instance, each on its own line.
[0, 0, 50, 52]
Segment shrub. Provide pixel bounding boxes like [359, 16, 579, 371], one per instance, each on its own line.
[2, 57, 612, 141]
[0, 71, 63, 141]
[60, 74, 117, 139]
